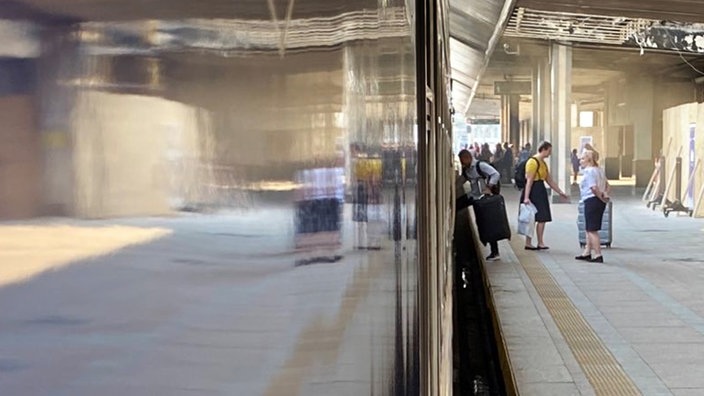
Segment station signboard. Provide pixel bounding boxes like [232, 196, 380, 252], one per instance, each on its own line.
[494, 81, 532, 95]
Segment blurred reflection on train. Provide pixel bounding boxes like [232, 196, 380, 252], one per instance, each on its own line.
[294, 155, 345, 265]
[351, 143, 417, 249]
[351, 144, 383, 250]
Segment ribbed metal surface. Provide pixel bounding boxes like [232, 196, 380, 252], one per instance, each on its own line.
[505, 7, 651, 45]
[448, 0, 515, 117]
[77, 8, 411, 56]
[510, 238, 640, 395]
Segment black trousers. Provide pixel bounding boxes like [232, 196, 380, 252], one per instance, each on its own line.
[490, 241, 499, 255]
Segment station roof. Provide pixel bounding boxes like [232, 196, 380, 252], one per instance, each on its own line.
[3, 0, 704, 120]
[460, 0, 704, 120]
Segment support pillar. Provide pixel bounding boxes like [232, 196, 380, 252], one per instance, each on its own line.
[501, 94, 520, 145]
[38, 26, 81, 215]
[531, 63, 541, 148]
[509, 94, 520, 146]
[532, 60, 551, 148]
[500, 95, 509, 143]
[627, 77, 655, 187]
[549, 43, 572, 201]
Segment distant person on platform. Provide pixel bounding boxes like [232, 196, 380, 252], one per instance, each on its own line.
[492, 143, 504, 165]
[571, 148, 580, 184]
[518, 142, 532, 163]
[502, 142, 514, 183]
[479, 143, 492, 162]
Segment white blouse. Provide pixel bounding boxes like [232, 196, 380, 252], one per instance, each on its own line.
[580, 166, 606, 201]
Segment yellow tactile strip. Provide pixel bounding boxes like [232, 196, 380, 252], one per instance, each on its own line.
[508, 237, 640, 395]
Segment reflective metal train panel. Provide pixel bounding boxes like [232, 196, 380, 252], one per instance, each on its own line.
[0, 1, 453, 395]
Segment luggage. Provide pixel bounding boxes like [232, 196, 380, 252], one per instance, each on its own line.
[456, 194, 474, 211]
[472, 194, 511, 245]
[577, 200, 613, 248]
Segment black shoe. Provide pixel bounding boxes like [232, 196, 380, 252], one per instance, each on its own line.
[575, 254, 591, 261]
[524, 246, 538, 250]
[589, 256, 603, 263]
[485, 253, 500, 261]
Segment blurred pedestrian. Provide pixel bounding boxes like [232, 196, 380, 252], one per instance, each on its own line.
[571, 148, 580, 184]
[518, 142, 532, 163]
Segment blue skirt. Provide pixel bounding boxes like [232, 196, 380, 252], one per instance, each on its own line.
[584, 196, 606, 231]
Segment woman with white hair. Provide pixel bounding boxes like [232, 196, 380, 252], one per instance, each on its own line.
[575, 149, 610, 263]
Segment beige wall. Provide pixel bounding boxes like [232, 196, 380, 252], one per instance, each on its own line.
[572, 126, 604, 156]
[71, 91, 209, 218]
[173, 56, 344, 173]
[0, 96, 41, 220]
[696, 104, 704, 217]
[662, 103, 704, 217]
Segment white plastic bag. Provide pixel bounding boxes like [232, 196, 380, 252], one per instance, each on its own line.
[462, 180, 472, 195]
[517, 203, 537, 237]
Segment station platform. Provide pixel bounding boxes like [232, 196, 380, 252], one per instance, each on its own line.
[483, 184, 704, 395]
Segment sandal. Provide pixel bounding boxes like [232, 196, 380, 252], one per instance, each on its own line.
[537, 246, 550, 250]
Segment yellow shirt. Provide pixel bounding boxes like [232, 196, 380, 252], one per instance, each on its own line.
[525, 156, 548, 181]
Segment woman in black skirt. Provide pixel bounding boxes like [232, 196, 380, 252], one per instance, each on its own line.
[522, 141, 570, 250]
[575, 150, 610, 263]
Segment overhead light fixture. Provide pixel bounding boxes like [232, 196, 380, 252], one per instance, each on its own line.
[502, 42, 520, 55]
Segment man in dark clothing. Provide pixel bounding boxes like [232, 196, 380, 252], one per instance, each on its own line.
[501, 142, 514, 184]
[457, 149, 502, 261]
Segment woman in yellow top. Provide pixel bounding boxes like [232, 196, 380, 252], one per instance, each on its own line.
[523, 141, 569, 250]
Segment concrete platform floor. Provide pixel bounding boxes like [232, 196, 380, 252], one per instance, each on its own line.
[0, 208, 405, 396]
[484, 185, 704, 396]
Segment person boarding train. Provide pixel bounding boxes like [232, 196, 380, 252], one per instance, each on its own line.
[457, 149, 504, 261]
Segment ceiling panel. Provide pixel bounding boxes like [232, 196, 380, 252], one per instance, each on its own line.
[506, 7, 704, 54]
[449, 0, 505, 52]
[516, 0, 704, 24]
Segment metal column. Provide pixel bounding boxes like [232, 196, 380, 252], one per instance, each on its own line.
[532, 59, 551, 148]
[549, 43, 572, 201]
[501, 94, 520, 145]
[509, 94, 520, 146]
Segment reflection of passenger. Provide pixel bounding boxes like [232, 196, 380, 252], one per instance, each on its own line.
[352, 156, 382, 249]
[352, 178, 368, 249]
[294, 166, 344, 264]
[353, 180, 368, 222]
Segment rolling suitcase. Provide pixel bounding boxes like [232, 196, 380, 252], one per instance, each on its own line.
[472, 194, 511, 246]
[577, 200, 613, 248]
